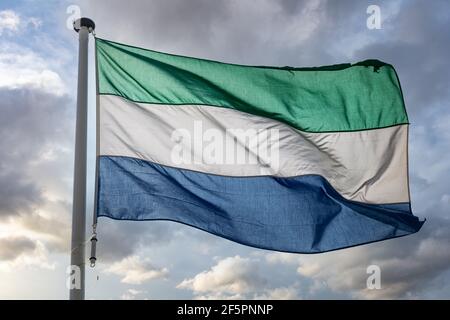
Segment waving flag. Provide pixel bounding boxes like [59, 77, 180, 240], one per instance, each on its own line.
[95, 38, 423, 253]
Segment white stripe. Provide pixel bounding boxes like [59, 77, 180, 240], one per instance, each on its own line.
[99, 95, 409, 204]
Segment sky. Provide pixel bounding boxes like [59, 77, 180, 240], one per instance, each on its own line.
[0, 0, 449, 300]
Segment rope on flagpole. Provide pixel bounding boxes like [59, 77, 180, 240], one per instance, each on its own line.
[89, 28, 100, 269]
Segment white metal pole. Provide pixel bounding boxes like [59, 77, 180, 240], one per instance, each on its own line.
[70, 18, 95, 300]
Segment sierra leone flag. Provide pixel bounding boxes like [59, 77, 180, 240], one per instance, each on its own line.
[95, 38, 423, 253]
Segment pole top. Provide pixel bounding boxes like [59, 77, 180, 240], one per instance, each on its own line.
[73, 17, 95, 33]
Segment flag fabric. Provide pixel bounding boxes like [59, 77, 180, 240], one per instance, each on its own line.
[95, 38, 423, 253]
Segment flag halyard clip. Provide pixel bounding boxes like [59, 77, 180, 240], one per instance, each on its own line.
[89, 223, 98, 268]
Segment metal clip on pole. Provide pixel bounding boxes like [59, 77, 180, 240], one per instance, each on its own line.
[89, 227, 98, 268]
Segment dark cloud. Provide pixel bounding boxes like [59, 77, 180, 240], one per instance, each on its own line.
[380, 221, 450, 297]
[80, 0, 230, 56]
[353, 0, 450, 115]
[308, 217, 450, 299]
[16, 210, 71, 252]
[0, 89, 72, 218]
[80, 0, 330, 65]
[0, 236, 37, 261]
[97, 220, 174, 262]
[278, 0, 305, 15]
[0, 171, 41, 217]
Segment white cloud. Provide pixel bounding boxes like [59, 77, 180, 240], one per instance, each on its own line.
[265, 252, 301, 265]
[105, 256, 168, 284]
[0, 10, 41, 35]
[254, 287, 301, 300]
[0, 43, 66, 95]
[194, 293, 245, 300]
[0, 11, 66, 96]
[120, 289, 148, 300]
[195, 287, 301, 300]
[178, 255, 303, 299]
[177, 255, 266, 296]
[0, 10, 20, 35]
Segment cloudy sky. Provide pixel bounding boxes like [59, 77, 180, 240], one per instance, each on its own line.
[0, 0, 449, 299]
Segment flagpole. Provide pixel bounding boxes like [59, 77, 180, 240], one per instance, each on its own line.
[70, 17, 95, 300]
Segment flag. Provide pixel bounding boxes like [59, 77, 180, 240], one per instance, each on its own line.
[95, 38, 423, 253]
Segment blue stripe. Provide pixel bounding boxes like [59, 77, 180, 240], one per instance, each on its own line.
[97, 156, 423, 253]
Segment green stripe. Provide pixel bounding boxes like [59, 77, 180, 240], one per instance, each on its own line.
[96, 37, 408, 133]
